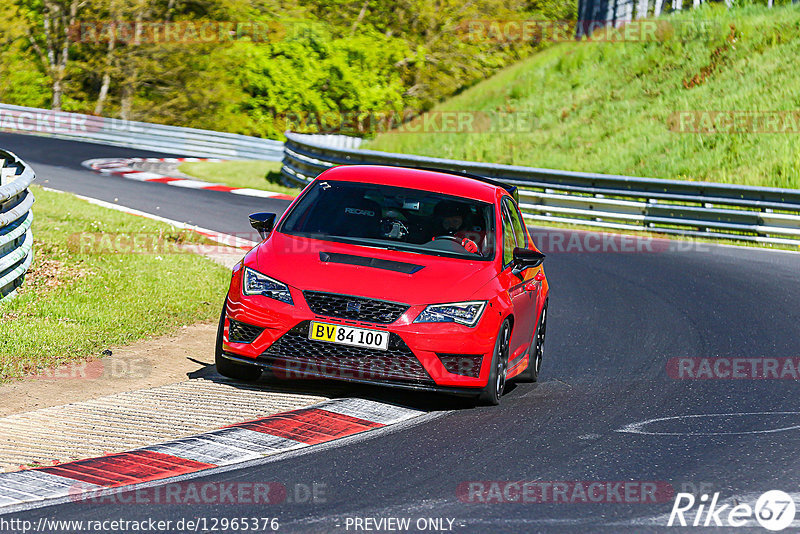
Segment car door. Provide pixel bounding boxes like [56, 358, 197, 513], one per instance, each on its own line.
[498, 197, 537, 361]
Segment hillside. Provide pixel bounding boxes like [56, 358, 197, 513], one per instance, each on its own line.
[365, 5, 800, 188]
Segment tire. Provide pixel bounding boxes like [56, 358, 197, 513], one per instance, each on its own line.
[214, 302, 262, 382]
[516, 300, 548, 383]
[479, 319, 511, 406]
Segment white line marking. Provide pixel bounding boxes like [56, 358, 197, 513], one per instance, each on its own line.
[38, 187, 257, 250]
[0, 471, 102, 501]
[201, 427, 305, 454]
[230, 188, 282, 198]
[616, 411, 800, 436]
[120, 171, 168, 181]
[142, 436, 263, 466]
[167, 179, 219, 189]
[99, 166, 136, 174]
[320, 398, 425, 425]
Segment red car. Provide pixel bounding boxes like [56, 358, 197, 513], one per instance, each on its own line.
[216, 165, 549, 405]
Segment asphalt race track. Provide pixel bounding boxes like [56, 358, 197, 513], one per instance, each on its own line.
[3, 131, 800, 532]
[0, 132, 288, 236]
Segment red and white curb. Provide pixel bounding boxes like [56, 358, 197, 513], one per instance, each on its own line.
[82, 157, 295, 200]
[0, 398, 423, 511]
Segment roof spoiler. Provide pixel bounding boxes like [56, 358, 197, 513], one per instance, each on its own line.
[411, 166, 519, 204]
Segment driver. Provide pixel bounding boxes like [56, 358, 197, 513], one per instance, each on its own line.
[433, 200, 481, 254]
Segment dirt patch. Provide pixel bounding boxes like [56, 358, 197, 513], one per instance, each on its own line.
[18, 243, 95, 293]
[683, 24, 737, 89]
[0, 322, 218, 418]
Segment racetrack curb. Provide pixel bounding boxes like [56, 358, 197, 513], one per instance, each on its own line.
[81, 157, 296, 200]
[0, 397, 424, 512]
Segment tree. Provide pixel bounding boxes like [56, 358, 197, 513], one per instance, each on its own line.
[18, 0, 88, 110]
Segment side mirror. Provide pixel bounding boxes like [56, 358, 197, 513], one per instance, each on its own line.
[512, 247, 545, 277]
[249, 212, 277, 240]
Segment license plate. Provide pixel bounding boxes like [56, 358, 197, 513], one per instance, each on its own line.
[309, 321, 389, 351]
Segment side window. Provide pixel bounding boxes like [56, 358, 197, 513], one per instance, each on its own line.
[501, 203, 516, 266]
[505, 198, 528, 250]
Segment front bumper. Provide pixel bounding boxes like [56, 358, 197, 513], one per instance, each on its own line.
[223, 276, 501, 390]
[219, 352, 487, 397]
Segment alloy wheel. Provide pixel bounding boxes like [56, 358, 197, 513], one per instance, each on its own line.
[495, 322, 510, 397]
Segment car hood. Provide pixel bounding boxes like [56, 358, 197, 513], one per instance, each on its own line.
[254, 233, 497, 305]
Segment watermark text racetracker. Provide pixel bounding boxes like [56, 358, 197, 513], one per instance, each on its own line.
[457, 481, 674, 503]
[669, 111, 800, 134]
[67, 232, 207, 255]
[68, 481, 326, 505]
[70, 20, 285, 44]
[3, 356, 151, 381]
[458, 19, 725, 44]
[67, 230, 714, 256]
[667, 357, 800, 380]
[277, 110, 539, 135]
[0, 108, 161, 135]
[528, 230, 711, 254]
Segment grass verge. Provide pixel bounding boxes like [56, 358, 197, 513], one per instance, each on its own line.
[365, 5, 800, 189]
[0, 185, 231, 382]
[178, 160, 300, 196]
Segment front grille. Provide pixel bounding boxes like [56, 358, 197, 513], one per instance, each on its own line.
[261, 321, 432, 383]
[303, 291, 409, 324]
[228, 319, 263, 343]
[437, 354, 484, 378]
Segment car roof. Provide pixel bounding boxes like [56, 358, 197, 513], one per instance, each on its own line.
[316, 165, 504, 204]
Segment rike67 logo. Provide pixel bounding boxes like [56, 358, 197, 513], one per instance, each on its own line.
[668, 490, 796, 531]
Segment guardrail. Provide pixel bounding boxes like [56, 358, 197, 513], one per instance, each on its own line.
[0, 150, 35, 301]
[282, 132, 800, 247]
[0, 103, 284, 161]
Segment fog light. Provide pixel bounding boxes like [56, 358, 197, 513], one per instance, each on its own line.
[437, 354, 483, 378]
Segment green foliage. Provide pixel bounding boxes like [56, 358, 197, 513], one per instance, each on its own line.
[0, 51, 50, 108]
[0, 4, 49, 107]
[0, 0, 575, 137]
[236, 23, 411, 137]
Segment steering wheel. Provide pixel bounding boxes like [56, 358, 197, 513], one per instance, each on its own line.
[433, 235, 481, 254]
[432, 235, 462, 244]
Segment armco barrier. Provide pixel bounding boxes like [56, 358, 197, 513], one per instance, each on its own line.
[0, 103, 283, 161]
[0, 150, 35, 301]
[282, 132, 800, 247]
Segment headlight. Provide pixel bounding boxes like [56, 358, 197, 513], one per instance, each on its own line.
[414, 301, 486, 327]
[242, 267, 293, 305]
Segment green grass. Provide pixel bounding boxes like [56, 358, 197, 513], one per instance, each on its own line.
[0, 186, 231, 381]
[178, 160, 300, 195]
[365, 5, 800, 189]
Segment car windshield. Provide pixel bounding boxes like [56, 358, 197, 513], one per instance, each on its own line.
[280, 179, 496, 260]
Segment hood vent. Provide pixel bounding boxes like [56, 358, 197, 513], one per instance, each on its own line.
[319, 252, 425, 274]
